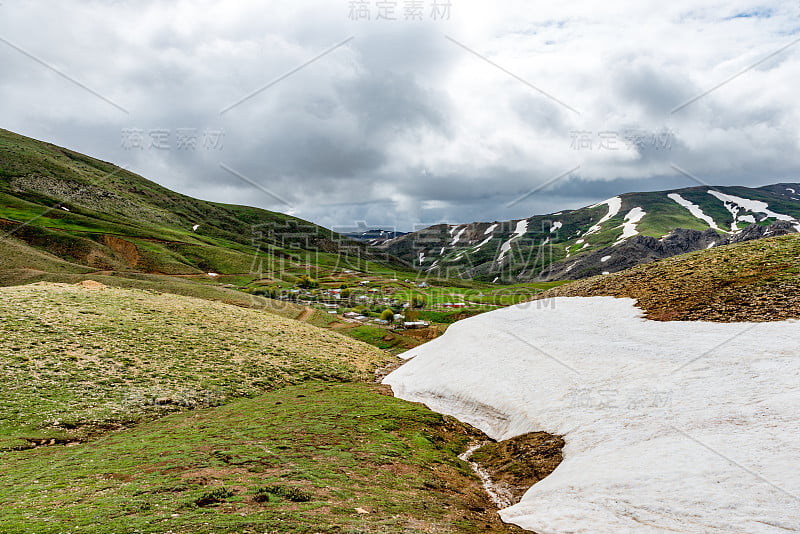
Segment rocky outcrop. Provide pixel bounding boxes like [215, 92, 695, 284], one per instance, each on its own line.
[532, 233, 800, 322]
[729, 220, 798, 243]
[539, 222, 798, 281]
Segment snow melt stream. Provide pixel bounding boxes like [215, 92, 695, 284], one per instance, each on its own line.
[385, 297, 800, 533]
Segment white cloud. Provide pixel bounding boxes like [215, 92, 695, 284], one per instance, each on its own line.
[1, 0, 798, 230]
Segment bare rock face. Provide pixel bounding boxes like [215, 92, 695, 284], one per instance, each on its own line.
[538, 222, 798, 281]
[729, 220, 797, 243]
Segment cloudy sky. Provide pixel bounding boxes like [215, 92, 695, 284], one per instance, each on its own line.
[1, 1, 799, 231]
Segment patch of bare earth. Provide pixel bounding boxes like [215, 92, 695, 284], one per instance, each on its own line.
[469, 432, 565, 506]
[533, 234, 800, 322]
[76, 279, 107, 290]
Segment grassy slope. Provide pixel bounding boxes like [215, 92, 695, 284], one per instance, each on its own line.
[0, 283, 390, 450]
[0, 128, 412, 283]
[535, 234, 800, 322]
[0, 383, 522, 534]
[0, 264, 306, 319]
[0, 283, 523, 533]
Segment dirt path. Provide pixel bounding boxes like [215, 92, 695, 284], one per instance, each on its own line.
[296, 307, 314, 322]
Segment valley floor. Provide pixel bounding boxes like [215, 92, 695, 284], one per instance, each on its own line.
[0, 282, 527, 533]
[0, 383, 523, 534]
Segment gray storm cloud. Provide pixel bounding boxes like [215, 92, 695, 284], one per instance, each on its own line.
[1, 0, 798, 230]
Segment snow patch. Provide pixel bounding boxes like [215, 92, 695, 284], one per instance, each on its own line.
[584, 197, 622, 236]
[706, 241, 716, 249]
[450, 227, 467, 246]
[496, 220, 529, 263]
[385, 298, 800, 533]
[549, 222, 563, 233]
[614, 207, 646, 244]
[600, 255, 611, 263]
[708, 190, 796, 231]
[601, 271, 610, 275]
[484, 224, 498, 235]
[667, 193, 721, 231]
[472, 234, 494, 253]
[738, 214, 756, 224]
[192, 224, 200, 231]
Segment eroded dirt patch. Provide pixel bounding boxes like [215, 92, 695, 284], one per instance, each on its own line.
[470, 432, 565, 505]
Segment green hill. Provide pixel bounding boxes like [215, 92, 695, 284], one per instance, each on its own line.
[0, 128, 412, 292]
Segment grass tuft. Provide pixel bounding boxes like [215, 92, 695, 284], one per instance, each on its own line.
[193, 487, 234, 507]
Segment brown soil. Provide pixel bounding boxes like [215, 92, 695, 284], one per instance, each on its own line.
[295, 306, 314, 322]
[470, 432, 565, 505]
[100, 235, 140, 267]
[409, 416, 530, 532]
[534, 234, 800, 322]
[76, 280, 107, 290]
[400, 326, 442, 341]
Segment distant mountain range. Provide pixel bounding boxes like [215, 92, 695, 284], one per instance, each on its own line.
[343, 229, 408, 246]
[381, 183, 800, 281]
[4, 127, 799, 287]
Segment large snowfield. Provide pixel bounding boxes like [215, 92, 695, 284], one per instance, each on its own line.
[384, 297, 800, 533]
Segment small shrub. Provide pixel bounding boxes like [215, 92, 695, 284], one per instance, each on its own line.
[296, 275, 318, 289]
[252, 488, 273, 503]
[193, 487, 234, 507]
[253, 484, 312, 503]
